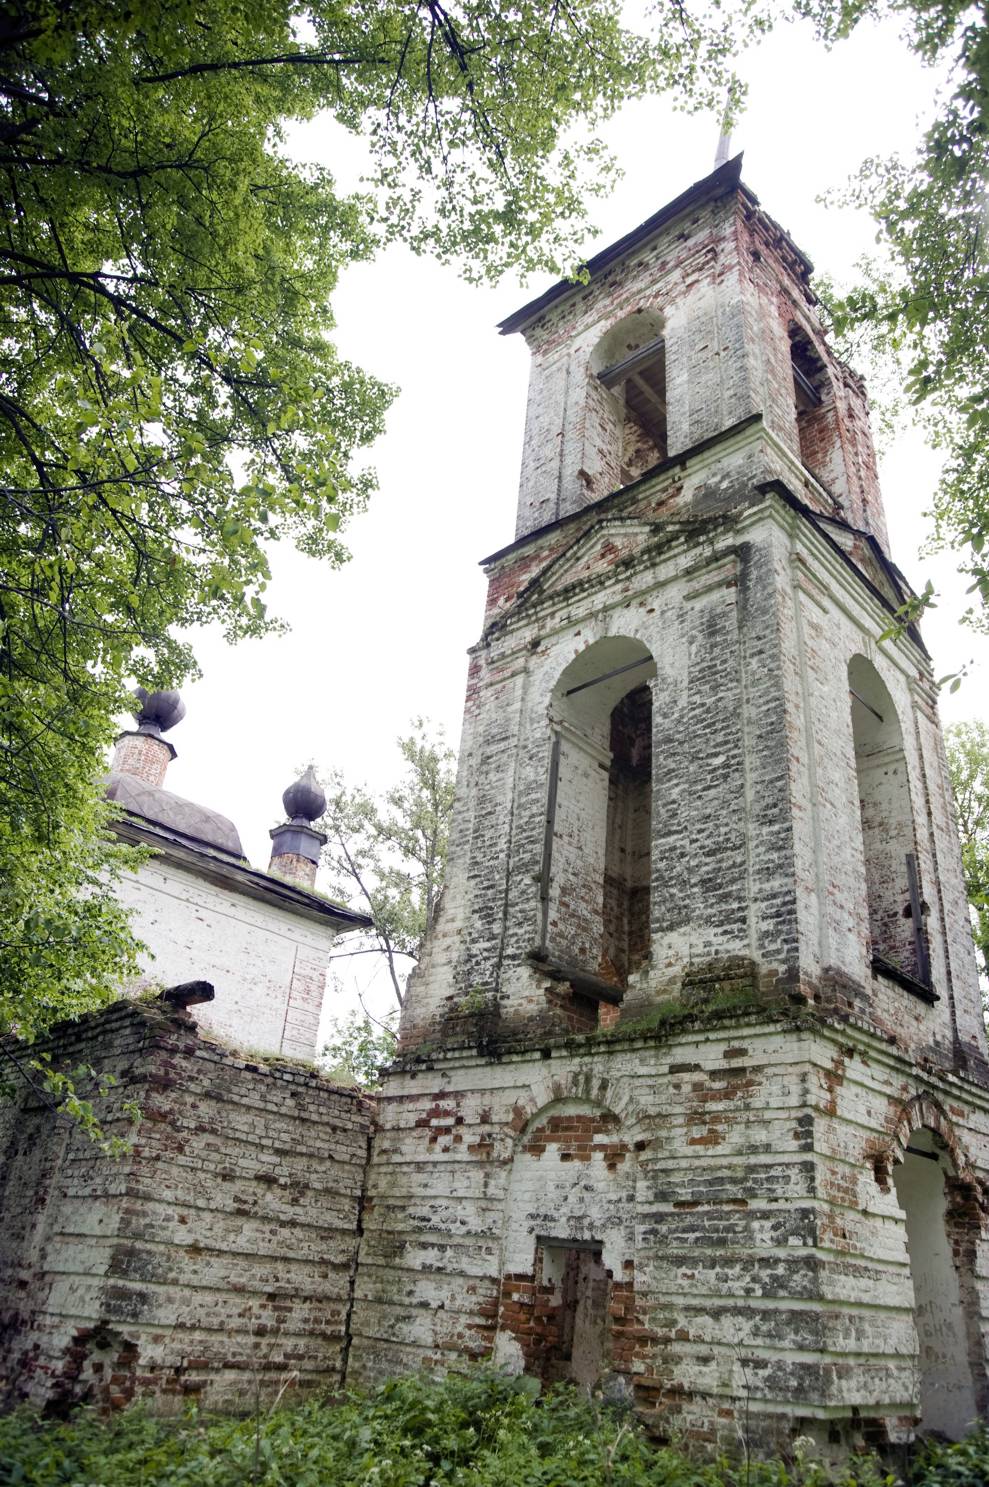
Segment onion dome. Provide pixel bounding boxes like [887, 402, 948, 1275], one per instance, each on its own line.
[282, 764, 326, 824]
[133, 687, 186, 737]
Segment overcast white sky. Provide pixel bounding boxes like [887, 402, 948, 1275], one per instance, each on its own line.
[144, 14, 988, 1030]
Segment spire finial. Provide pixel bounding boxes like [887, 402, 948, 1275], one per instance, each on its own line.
[714, 89, 734, 170]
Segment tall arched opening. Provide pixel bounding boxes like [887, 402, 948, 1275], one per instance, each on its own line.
[892, 1128, 979, 1437]
[588, 310, 666, 490]
[789, 322, 835, 484]
[538, 638, 655, 1007]
[848, 655, 928, 984]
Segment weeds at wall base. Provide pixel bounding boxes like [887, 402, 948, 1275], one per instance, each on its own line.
[0, 1370, 986, 1487]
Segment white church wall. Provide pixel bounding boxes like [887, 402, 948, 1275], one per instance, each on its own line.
[115, 857, 336, 1060]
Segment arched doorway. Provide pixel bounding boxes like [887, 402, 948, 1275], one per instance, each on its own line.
[893, 1128, 979, 1437]
[494, 1097, 640, 1393]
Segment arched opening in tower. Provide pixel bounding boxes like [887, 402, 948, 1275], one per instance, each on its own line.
[591, 312, 667, 490]
[892, 1129, 979, 1437]
[545, 639, 655, 994]
[847, 655, 928, 983]
[603, 685, 652, 985]
[789, 324, 834, 485]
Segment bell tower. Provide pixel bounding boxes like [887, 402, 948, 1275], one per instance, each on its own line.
[349, 158, 989, 1455]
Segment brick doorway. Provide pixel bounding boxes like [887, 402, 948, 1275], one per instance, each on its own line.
[540, 1241, 611, 1389]
[893, 1131, 979, 1437]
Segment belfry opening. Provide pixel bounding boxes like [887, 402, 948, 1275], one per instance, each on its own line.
[789, 322, 832, 480]
[604, 684, 652, 985]
[591, 311, 667, 488]
[848, 654, 928, 985]
[542, 638, 655, 1003]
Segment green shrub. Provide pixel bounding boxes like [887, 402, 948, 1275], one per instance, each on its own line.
[911, 1425, 989, 1487]
[0, 1371, 986, 1487]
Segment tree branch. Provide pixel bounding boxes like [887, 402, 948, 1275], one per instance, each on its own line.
[137, 52, 390, 84]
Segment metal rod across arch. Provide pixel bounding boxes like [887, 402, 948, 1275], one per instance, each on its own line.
[564, 657, 651, 698]
[849, 686, 884, 723]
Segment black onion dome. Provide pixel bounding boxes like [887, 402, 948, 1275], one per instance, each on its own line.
[282, 764, 326, 824]
[133, 687, 186, 736]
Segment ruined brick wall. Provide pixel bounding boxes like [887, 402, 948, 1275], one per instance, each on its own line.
[352, 1011, 989, 1452]
[114, 858, 337, 1060]
[0, 1002, 371, 1414]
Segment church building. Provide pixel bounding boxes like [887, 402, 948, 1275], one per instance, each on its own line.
[1, 156, 987, 1451]
[105, 688, 369, 1060]
[345, 156, 989, 1451]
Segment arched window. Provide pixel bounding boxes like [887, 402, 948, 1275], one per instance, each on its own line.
[604, 683, 652, 983]
[789, 324, 833, 481]
[848, 656, 929, 984]
[537, 639, 655, 1008]
[589, 311, 666, 489]
[892, 1128, 979, 1436]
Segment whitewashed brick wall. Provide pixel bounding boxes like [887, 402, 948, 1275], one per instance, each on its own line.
[352, 1014, 989, 1452]
[114, 859, 340, 1061]
[0, 1003, 372, 1413]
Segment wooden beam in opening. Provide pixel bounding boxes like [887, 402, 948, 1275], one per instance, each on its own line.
[792, 361, 822, 410]
[627, 370, 667, 416]
[527, 952, 624, 1004]
[598, 336, 665, 389]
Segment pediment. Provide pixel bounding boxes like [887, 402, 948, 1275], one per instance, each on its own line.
[500, 516, 661, 620]
[822, 523, 907, 612]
